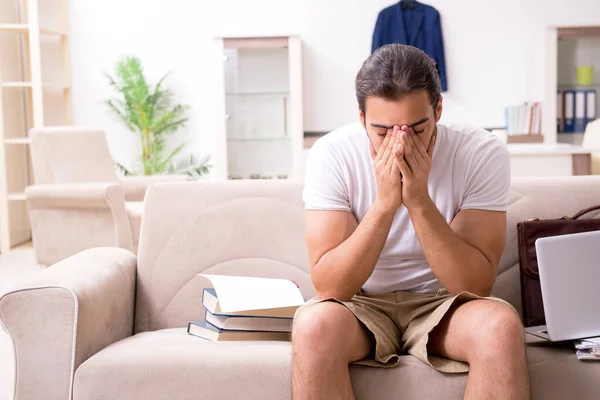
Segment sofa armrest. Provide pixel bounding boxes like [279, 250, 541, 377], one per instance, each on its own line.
[120, 175, 191, 201]
[0, 247, 136, 400]
[26, 182, 125, 209]
[26, 183, 134, 264]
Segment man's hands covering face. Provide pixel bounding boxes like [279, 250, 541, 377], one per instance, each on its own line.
[369, 126, 404, 211]
[394, 125, 436, 211]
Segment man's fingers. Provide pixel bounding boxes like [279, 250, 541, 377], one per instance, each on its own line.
[427, 131, 437, 159]
[408, 128, 428, 162]
[399, 129, 420, 169]
[391, 151, 401, 175]
[377, 127, 395, 161]
[382, 126, 400, 164]
[395, 145, 411, 176]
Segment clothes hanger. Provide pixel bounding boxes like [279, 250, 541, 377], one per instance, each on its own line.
[400, 0, 417, 10]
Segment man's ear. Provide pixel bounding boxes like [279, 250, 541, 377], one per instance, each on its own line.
[435, 96, 443, 123]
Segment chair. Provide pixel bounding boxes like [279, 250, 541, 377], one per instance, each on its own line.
[582, 118, 600, 175]
[25, 126, 188, 265]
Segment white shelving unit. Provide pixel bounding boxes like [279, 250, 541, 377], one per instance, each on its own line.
[544, 25, 600, 146]
[0, 0, 72, 254]
[212, 35, 304, 181]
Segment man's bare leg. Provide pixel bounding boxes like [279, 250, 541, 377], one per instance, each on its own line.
[428, 299, 530, 400]
[292, 302, 374, 400]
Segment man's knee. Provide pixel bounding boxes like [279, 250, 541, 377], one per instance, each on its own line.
[292, 301, 358, 358]
[470, 301, 524, 359]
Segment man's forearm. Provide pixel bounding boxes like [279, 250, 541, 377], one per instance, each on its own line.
[311, 200, 396, 301]
[409, 198, 496, 296]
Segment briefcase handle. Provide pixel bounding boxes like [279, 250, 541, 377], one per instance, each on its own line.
[571, 205, 600, 220]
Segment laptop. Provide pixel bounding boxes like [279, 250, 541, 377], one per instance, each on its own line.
[525, 230, 600, 342]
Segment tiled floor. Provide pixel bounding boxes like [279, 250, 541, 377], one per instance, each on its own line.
[0, 243, 43, 400]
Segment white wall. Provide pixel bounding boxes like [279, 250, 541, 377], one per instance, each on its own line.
[67, 0, 600, 175]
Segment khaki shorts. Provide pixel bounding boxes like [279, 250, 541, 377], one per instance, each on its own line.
[295, 288, 511, 373]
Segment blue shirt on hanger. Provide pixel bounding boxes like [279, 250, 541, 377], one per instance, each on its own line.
[372, 1, 448, 91]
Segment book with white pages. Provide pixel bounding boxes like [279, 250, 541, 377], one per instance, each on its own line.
[187, 321, 291, 342]
[198, 274, 306, 319]
[205, 307, 293, 332]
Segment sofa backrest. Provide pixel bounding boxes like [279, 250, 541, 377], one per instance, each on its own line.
[134, 180, 311, 333]
[135, 176, 600, 333]
[29, 127, 119, 184]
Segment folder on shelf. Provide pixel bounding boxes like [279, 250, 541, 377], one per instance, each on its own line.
[574, 90, 587, 133]
[557, 91, 564, 133]
[586, 90, 597, 128]
[563, 90, 575, 133]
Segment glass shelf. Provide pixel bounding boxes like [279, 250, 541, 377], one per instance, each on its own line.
[222, 44, 293, 179]
[227, 137, 290, 142]
[557, 82, 600, 89]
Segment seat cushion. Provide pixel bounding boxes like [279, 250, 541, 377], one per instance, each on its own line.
[73, 329, 600, 400]
[124, 201, 143, 246]
[73, 328, 292, 400]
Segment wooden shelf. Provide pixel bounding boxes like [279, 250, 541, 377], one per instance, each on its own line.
[0, 24, 67, 37]
[7, 193, 26, 201]
[558, 26, 600, 40]
[1, 82, 71, 90]
[506, 134, 544, 144]
[223, 36, 289, 49]
[5, 138, 30, 145]
[0, 0, 72, 253]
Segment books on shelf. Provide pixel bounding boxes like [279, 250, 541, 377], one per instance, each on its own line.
[187, 275, 305, 342]
[505, 102, 542, 136]
[557, 89, 597, 134]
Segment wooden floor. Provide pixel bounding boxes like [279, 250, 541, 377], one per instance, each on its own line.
[0, 243, 43, 400]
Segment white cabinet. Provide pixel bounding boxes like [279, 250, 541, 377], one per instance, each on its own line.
[544, 26, 600, 146]
[212, 36, 303, 181]
[508, 144, 592, 177]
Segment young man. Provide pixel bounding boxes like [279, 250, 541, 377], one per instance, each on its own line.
[292, 44, 530, 400]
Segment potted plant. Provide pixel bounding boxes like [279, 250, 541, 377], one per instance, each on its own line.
[105, 56, 210, 177]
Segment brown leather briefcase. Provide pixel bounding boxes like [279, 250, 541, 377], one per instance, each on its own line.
[517, 205, 600, 327]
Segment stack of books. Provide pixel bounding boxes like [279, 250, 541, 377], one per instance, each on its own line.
[505, 102, 543, 136]
[187, 274, 306, 342]
[574, 337, 600, 361]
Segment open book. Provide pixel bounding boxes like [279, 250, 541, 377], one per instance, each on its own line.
[198, 274, 306, 319]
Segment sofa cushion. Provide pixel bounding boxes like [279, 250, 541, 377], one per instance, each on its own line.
[73, 328, 293, 400]
[72, 329, 600, 400]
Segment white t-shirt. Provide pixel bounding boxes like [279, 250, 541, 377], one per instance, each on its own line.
[303, 123, 511, 294]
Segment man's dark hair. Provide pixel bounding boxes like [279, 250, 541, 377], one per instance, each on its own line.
[355, 44, 442, 115]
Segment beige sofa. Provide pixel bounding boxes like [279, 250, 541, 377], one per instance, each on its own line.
[25, 127, 188, 265]
[2, 177, 600, 399]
